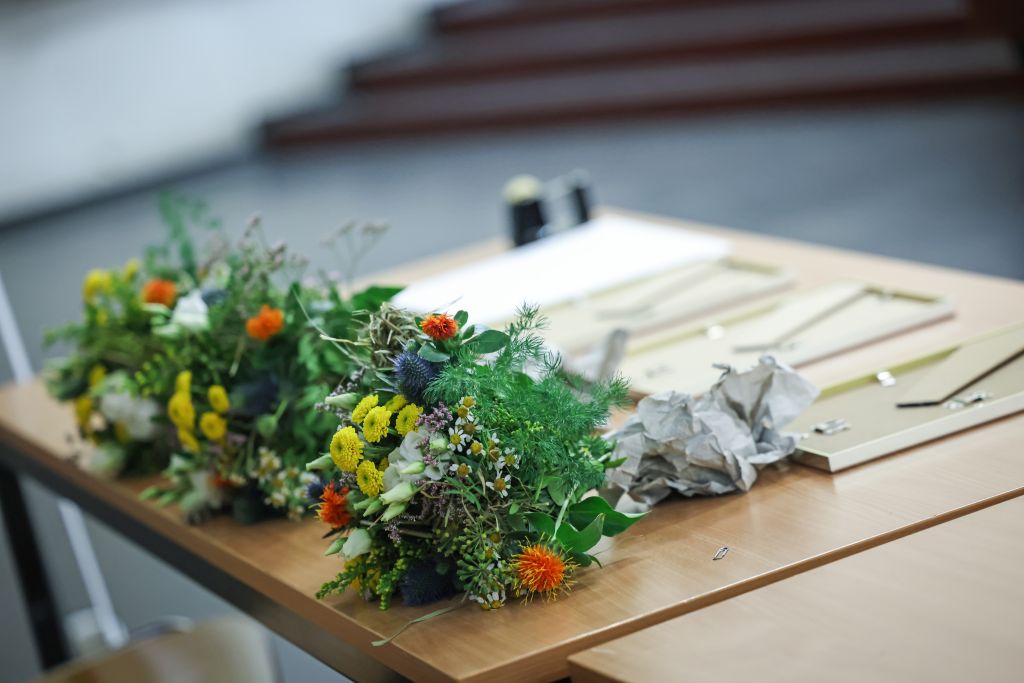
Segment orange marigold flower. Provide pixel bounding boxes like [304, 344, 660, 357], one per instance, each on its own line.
[421, 313, 458, 341]
[514, 544, 576, 600]
[142, 278, 177, 307]
[245, 304, 284, 341]
[317, 483, 351, 528]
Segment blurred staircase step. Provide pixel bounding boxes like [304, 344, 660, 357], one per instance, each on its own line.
[354, 0, 979, 89]
[433, 0, 746, 33]
[266, 38, 1022, 146]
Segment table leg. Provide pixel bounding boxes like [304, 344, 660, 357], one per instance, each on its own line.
[0, 459, 70, 669]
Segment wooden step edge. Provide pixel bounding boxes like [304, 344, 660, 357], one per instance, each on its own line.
[433, 0, 717, 34]
[351, 18, 977, 91]
[265, 71, 1024, 148]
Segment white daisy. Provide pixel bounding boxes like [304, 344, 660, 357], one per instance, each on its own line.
[455, 414, 478, 437]
[447, 426, 469, 452]
[501, 448, 520, 471]
[265, 491, 287, 508]
[486, 474, 511, 498]
[448, 462, 472, 478]
[254, 447, 281, 482]
[472, 590, 504, 610]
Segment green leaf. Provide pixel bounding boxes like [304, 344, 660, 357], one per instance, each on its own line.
[351, 285, 402, 311]
[324, 537, 346, 556]
[602, 457, 627, 470]
[566, 497, 646, 537]
[547, 480, 566, 507]
[506, 514, 527, 532]
[465, 329, 509, 354]
[306, 453, 333, 471]
[557, 514, 604, 554]
[508, 501, 520, 515]
[570, 551, 597, 568]
[453, 310, 469, 327]
[157, 491, 180, 507]
[524, 512, 556, 538]
[139, 486, 162, 501]
[417, 344, 450, 363]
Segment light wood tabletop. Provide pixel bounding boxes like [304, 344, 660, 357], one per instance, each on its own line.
[569, 495, 1024, 683]
[2, 208, 1023, 683]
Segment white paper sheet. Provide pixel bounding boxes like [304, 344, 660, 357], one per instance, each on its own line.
[392, 213, 731, 323]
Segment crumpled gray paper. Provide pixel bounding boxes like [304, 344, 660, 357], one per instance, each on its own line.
[605, 356, 818, 512]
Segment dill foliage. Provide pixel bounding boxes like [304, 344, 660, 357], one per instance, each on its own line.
[425, 307, 629, 492]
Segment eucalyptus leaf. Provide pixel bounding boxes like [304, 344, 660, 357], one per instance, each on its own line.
[417, 344, 450, 363]
[556, 513, 604, 554]
[453, 310, 469, 327]
[566, 496, 646, 537]
[465, 329, 509, 354]
[524, 512, 556, 538]
[547, 480, 567, 507]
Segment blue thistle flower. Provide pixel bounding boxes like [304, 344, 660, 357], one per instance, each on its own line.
[305, 476, 326, 505]
[399, 557, 458, 606]
[393, 351, 438, 402]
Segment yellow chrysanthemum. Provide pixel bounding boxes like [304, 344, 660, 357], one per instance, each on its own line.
[351, 394, 379, 425]
[356, 459, 384, 497]
[167, 391, 195, 431]
[330, 426, 364, 472]
[395, 403, 422, 436]
[384, 394, 408, 412]
[88, 364, 107, 388]
[199, 411, 227, 442]
[378, 457, 389, 472]
[122, 258, 140, 281]
[74, 396, 93, 430]
[82, 269, 112, 303]
[178, 428, 199, 453]
[361, 406, 392, 444]
[208, 385, 230, 414]
[175, 370, 192, 395]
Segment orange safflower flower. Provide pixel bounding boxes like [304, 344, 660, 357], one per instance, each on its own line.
[142, 278, 177, 307]
[245, 304, 284, 341]
[514, 544, 575, 599]
[317, 483, 351, 528]
[420, 313, 458, 341]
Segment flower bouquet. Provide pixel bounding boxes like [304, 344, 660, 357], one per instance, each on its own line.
[46, 194, 397, 522]
[308, 305, 644, 610]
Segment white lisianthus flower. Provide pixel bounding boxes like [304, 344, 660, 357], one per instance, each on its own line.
[170, 290, 209, 332]
[381, 501, 407, 522]
[380, 481, 416, 505]
[383, 430, 444, 491]
[99, 391, 160, 441]
[341, 528, 371, 560]
[84, 442, 126, 477]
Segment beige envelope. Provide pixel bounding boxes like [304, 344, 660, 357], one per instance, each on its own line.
[536, 258, 794, 352]
[621, 281, 954, 396]
[793, 322, 1024, 472]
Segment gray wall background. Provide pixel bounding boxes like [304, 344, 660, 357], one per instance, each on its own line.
[1, 98, 1023, 681]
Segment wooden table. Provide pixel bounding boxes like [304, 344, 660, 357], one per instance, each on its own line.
[2, 208, 1023, 683]
[569, 495, 1024, 683]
